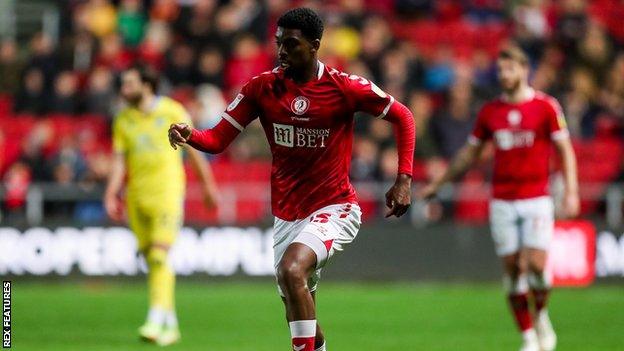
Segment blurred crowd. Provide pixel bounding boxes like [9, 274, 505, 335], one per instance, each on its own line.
[1, 0, 624, 222]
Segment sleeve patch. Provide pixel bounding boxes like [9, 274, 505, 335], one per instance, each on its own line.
[227, 94, 244, 112]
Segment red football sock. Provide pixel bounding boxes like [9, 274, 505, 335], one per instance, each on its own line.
[508, 293, 533, 331]
[289, 320, 316, 351]
[532, 289, 550, 312]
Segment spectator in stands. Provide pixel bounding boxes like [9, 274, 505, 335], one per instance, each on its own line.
[599, 53, 624, 119]
[223, 33, 272, 94]
[193, 84, 227, 129]
[118, 0, 147, 47]
[193, 47, 224, 86]
[26, 32, 57, 89]
[0, 40, 24, 94]
[513, 0, 549, 59]
[424, 45, 456, 92]
[379, 147, 400, 181]
[49, 71, 81, 114]
[555, 0, 589, 52]
[562, 67, 601, 138]
[95, 33, 133, 72]
[359, 16, 393, 81]
[14, 68, 49, 115]
[408, 90, 439, 159]
[58, 30, 97, 73]
[150, 0, 180, 23]
[136, 21, 171, 71]
[576, 22, 613, 83]
[85, 66, 116, 118]
[432, 81, 477, 158]
[178, 0, 218, 49]
[164, 42, 196, 87]
[50, 136, 87, 180]
[351, 137, 380, 181]
[84, 0, 118, 38]
[19, 122, 54, 181]
[2, 161, 31, 220]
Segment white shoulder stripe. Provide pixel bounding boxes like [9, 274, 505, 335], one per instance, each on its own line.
[221, 112, 244, 132]
[551, 129, 569, 141]
[377, 96, 395, 119]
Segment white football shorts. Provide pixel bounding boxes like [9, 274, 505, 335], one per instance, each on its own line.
[489, 196, 554, 257]
[273, 203, 362, 296]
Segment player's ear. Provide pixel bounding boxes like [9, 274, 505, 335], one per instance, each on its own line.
[310, 39, 320, 53]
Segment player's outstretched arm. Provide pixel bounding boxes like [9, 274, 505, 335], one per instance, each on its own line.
[418, 142, 484, 200]
[168, 118, 240, 154]
[104, 152, 126, 222]
[554, 137, 580, 217]
[382, 101, 416, 218]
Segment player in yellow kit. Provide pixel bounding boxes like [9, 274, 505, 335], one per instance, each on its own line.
[104, 65, 218, 346]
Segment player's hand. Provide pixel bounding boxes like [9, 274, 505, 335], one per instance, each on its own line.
[563, 191, 580, 218]
[385, 174, 412, 218]
[104, 193, 123, 222]
[168, 123, 192, 150]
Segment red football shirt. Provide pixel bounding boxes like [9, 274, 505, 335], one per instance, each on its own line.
[221, 62, 395, 221]
[468, 89, 569, 200]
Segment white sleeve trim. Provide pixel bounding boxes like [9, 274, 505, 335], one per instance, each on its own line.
[467, 135, 482, 146]
[551, 129, 569, 141]
[221, 112, 244, 132]
[377, 96, 395, 119]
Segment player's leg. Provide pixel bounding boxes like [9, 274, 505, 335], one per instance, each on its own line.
[521, 197, 556, 351]
[281, 291, 326, 350]
[274, 204, 360, 351]
[311, 292, 327, 350]
[128, 201, 162, 342]
[490, 200, 539, 351]
[145, 205, 182, 346]
[277, 242, 319, 351]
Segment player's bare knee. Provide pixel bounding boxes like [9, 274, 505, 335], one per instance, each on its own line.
[277, 260, 308, 290]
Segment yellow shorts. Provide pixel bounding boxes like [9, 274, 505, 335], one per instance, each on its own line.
[127, 196, 183, 252]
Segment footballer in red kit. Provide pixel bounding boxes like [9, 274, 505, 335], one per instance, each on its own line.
[420, 46, 579, 351]
[168, 8, 415, 351]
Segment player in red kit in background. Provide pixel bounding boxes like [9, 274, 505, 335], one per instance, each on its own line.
[420, 46, 579, 351]
[168, 8, 415, 351]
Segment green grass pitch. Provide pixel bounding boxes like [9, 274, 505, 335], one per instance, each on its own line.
[11, 281, 624, 350]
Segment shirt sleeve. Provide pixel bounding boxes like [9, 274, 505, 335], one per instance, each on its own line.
[220, 78, 261, 132]
[111, 116, 126, 154]
[545, 98, 569, 140]
[344, 74, 395, 118]
[468, 105, 491, 146]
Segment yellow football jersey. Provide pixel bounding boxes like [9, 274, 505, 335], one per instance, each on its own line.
[113, 96, 191, 201]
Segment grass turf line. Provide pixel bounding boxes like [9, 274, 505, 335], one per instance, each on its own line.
[11, 282, 624, 350]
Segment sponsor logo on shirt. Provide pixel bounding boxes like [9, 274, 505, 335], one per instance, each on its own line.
[273, 123, 330, 148]
[507, 110, 522, 127]
[494, 130, 535, 150]
[227, 94, 244, 112]
[290, 96, 310, 115]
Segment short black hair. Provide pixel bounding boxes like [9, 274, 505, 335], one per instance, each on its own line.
[277, 7, 324, 42]
[128, 64, 159, 92]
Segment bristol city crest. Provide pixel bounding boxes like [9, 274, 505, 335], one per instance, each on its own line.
[291, 96, 310, 115]
[507, 110, 522, 127]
